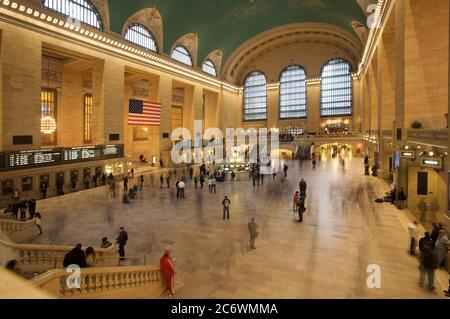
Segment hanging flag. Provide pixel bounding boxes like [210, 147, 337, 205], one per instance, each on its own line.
[128, 99, 161, 126]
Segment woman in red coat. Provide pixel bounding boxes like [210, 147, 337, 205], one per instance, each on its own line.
[160, 250, 176, 297]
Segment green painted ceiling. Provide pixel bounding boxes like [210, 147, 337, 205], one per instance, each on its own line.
[108, 0, 366, 63]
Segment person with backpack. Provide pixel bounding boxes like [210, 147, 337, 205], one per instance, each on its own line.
[222, 196, 231, 220]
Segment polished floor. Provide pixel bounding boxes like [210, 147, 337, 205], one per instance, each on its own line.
[25, 157, 448, 299]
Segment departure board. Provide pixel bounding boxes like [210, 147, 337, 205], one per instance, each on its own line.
[63, 147, 102, 162]
[7, 150, 62, 169]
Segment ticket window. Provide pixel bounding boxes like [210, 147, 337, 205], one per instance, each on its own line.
[22, 176, 33, 192]
[70, 170, 79, 182]
[56, 172, 65, 185]
[114, 163, 123, 175]
[95, 167, 103, 177]
[40, 174, 50, 187]
[2, 179, 14, 196]
[83, 168, 92, 180]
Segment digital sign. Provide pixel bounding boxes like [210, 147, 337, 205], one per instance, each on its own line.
[8, 149, 62, 169]
[0, 144, 124, 172]
[400, 151, 415, 159]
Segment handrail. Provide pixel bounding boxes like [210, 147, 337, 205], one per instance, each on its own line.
[0, 239, 119, 272]
[408, 128, 448, 141]
[33, 265, 164, 298]
[0, 219, 34, 234]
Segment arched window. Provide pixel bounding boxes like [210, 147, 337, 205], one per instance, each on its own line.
[202, 60, 217, 77]
[125, 24, 158, 52]
[171, 46, 193, 66]
[243, 72, 267, 121]
[43, 0, 103, 30]
[320, 59, 353, 117]
[279, 65, 307, 119]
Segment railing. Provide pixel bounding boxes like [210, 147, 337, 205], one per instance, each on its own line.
[0, 240, 119, 273]
[33, 266, 165, 299]
[0, 219, 34, 235]
[408, 129, 448, 143]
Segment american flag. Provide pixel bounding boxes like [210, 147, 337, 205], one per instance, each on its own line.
[128, 99, 161, 126]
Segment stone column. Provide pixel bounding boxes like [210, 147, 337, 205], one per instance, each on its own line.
[157, 74, 173, 166]
[92, 59, 125, 145]
[394, 0, 405, 143]
[267, 86, 279, 129]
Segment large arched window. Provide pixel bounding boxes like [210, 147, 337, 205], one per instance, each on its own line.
[243, 72, 267, 121]
[320, 59, 353, 117]
[43, 0, 103, 30]
[202, 60, 217, 77]
[125, 24, 158, 52]
[279, 65, 307, 119]
[171, 46, 193, 66]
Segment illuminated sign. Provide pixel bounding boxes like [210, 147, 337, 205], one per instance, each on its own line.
[8, 149, 62, 169]
[420, 158, 443, 170]
[401, 151, 415, 159]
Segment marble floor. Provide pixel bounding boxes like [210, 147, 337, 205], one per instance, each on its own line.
[24, 157, 449, 299]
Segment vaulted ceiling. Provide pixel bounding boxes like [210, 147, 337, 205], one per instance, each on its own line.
[108, 0, 367, 62]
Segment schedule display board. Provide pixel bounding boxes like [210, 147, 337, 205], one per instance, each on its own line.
[8, 149, 62, 169]
[0, 144, 124, 172]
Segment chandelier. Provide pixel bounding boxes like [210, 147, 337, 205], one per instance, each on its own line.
[40, 116, 57, 134]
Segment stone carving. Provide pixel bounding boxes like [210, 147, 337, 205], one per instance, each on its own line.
[351, 20, 368, 42]
[133, 88, 149, 98]
[42, 70, 62, 87]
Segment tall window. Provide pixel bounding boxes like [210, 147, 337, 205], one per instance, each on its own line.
[43, 0, 103, 30]
[125, 24, 158, 52]
[83, 94, 92, 144]
[41, 88, 57, 145]
[171, 46, 193, 66]
[243, 72, 267, 121]
[279, 65, 307, 119]
[202, 60, 217, 77]
[320, 59, 353, 117]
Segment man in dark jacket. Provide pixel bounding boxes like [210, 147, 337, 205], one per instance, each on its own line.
[299, 179, 307, 196]
[117, 227, 128, 261]
[419, 232, 434, 253]
[430, 222, 442, 243]
[419, 245, 438, 291]
[63, 244, 86, 268]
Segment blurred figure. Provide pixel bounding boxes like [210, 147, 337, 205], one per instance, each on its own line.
[160, 250, 176, 297]
[248, 218, 259, 249]
[407, 221, 419, 255]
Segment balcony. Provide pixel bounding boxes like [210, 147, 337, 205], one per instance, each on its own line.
[407, 129, 448, 148]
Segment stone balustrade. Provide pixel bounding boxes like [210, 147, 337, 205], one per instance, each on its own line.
[0, 219, 34, 234]
[33, 266, 166, 299]
[0, 240, 119, 273]
[407, 129, 448, 146]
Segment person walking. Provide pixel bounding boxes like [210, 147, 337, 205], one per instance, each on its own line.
[13, 188, 20, 202]
[299, 179, 307, 196]
[297, 193, 306, 223]
[166, 176, 171, 189]
[248, 218, 258, 249]
[178, 180, 185, 199]
[160, 250, 176, 297]
[408, 221, 419, 255]
[283, 164, 288, 178]
[33, 212, 42, 235]
[222, 196, 231, 220]
[40, 181, 48, 199]
[211, 176, 217, 194]
[419, 245, 438, 291]
[200, 175, 205, 189]
[435, 230, 449, 268]
[27, 199, 36, 220]
[12, 202, 19, 220]
[123, 176, 128, 191]
[430, 222, 442, 244]
[116, 227, 128, 261]
[92, 175, 98, 188]
[230, 171, 236, 184]
[189, 167, 194, 180]
[139, 175, 144, 190]
[194, 176, 198, 188]
[293, 191, 300, 212]
[19, 200, 27, 221]
[419, 232, 433, 254]
[160, 174, 164, 189]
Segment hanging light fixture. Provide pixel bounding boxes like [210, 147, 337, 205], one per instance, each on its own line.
[41, 116, 57, 134]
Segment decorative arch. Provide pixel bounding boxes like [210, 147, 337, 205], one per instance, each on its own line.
[203, 49, 223, 76]
[171, 33, 199, 67]
[202, 59, 217, 77]
[222, 23, 363, 85]
[171, 45, 193, 66]
[243, 71, 267, 122]
[41, 0, 109, 31]
[125, 24, 158, 52]
[320, 58, 353, 117]
[121, 7, 163, 54]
